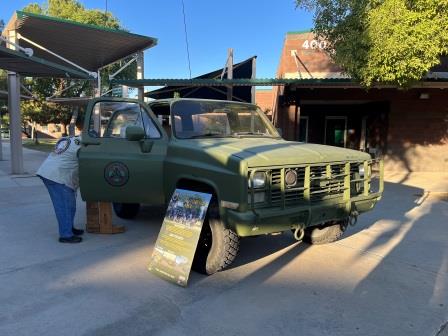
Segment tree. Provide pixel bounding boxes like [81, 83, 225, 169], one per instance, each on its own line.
[20, 0, 137, 134]
[296, 0, 448, 87]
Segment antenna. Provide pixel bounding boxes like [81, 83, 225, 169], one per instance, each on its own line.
[181, 0, 192, 79]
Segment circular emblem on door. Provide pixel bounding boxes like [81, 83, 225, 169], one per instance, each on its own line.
[104, 162, 129, 187]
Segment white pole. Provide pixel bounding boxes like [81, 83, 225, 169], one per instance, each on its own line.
[137, 52, 144, 102]
[251, 57, 256, 104]
[227, 48, 233, 101]
[7, 29, 24, 174]
[93, 71, 101, 133]
[0, 109, 3, 161]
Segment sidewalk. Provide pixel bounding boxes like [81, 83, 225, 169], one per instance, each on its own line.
[0, 140, 47, 188]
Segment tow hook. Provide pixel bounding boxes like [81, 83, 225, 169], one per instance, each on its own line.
[349, 211, 359, 226]
[293, 227, 305, 241]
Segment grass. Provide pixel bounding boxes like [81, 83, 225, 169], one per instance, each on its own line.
[22, 138, 58, 153]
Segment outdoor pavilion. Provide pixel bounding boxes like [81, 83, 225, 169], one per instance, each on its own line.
[145, 56, 257, 103]
[0, 10, 157, 174]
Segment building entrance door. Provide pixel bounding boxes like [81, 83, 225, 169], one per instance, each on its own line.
[325, 116, 347, 147]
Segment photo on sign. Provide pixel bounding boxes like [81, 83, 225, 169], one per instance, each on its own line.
[148, 189, 212, 286]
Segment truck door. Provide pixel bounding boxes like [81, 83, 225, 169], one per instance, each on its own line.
[78, 98, 167, 204]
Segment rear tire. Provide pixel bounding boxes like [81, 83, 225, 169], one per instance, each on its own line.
[112, 203, 140, 219]
[303, 220, 346, 245]
[192, 204, 239, 275]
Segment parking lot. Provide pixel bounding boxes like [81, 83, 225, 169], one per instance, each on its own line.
[1, 141, 447, 336]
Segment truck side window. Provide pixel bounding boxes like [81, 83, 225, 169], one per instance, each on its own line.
[88, 101, 160, 139]
[141, 108, 162, 139]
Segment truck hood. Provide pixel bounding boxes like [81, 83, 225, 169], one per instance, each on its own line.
[189, 138, 370, 167]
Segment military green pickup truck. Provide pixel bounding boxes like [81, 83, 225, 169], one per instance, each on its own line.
[79, 98, 383, 274]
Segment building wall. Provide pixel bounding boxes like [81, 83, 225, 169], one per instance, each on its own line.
[276, 31, 344, 80]
[255, 89, 273, 113]
[277, 88, 448, 172]
[386, 90, 448, 172]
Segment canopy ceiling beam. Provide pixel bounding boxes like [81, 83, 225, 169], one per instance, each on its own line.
[17, 33, 97, 78]
[0, 35, 33, 56]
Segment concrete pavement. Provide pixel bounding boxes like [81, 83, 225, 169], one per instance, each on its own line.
[0, 141, 447, 336]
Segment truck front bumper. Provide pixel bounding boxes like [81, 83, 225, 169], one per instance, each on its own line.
[225, 192, 382, 237]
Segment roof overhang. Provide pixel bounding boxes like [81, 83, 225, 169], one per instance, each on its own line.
[0, 45, 93, 78]
[114, 78, 288, 88]
[2, 11, 157, 76]
[114, 77, 448, 89]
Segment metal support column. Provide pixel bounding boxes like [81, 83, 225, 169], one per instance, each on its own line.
[8, 72, 24, 174]
[7, 29, 24, 174]
[360, 116, 367, 151]
[227, 48, 233, 101]
[0, 102, 3, 160]
[137, 52, 144, 102]
[251, 57, 256, 104]
[294, 102, 301, 141]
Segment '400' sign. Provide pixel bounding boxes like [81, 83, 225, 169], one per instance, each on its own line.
[302, 39, 327, 50]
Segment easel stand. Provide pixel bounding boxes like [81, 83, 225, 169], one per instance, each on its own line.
[86, 202, 125, 234]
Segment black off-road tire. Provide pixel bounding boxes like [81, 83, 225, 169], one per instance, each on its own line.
[112, 203, 140, 219]
[303, 220, 346, 245]
[192, 205, 240, 275]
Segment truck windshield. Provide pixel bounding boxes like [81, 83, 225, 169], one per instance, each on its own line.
[171, 100, 280, 139]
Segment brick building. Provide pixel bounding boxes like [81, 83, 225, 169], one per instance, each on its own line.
[272, 31, 448, 172]
[255, 89, 273, 118]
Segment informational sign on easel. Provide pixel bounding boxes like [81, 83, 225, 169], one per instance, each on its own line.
[148, 189, 212, 287]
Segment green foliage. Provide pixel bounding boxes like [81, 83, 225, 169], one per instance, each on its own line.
[0, 70, 6, 91]
[296, 0, 448, 86]
[20, 0, 137, 126]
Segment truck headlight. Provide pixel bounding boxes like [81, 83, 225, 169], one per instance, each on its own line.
[248, 172, 266, 189]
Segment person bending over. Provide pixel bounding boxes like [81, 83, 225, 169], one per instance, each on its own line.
[37, 136, 84, 243]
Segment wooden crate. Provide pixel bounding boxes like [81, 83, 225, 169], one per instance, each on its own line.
[86, 202, 125, 234]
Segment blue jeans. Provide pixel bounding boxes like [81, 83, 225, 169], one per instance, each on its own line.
[40, 177, 76, 238]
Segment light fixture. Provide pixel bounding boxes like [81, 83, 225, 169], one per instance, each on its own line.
[419, 93, 430, 100]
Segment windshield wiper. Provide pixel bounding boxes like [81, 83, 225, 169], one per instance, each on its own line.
[190, 132, 225, 138]
[232, 131, 272, 137]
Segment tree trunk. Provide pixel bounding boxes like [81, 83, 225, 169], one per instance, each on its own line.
[61, 123, 68, 137]
[32, 122, 39, 144]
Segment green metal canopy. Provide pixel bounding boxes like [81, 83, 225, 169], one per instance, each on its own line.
[114, 78, 354, 87]
[1, 10, 157, 77]
[0, 45, 92, 79]
[115, 77, 448, 89]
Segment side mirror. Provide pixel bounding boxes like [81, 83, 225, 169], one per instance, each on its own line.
[125, 126, 145, 141]
[276, 127, 283, 137]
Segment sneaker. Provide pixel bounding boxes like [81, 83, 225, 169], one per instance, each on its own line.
[72, 227, 84, 236]
[59, 236, 82, 243]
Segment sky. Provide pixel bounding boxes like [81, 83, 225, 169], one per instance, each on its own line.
[0, 0, 313, 80]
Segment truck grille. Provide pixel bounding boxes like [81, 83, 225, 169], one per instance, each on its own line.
[249, 161, 372, 209]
